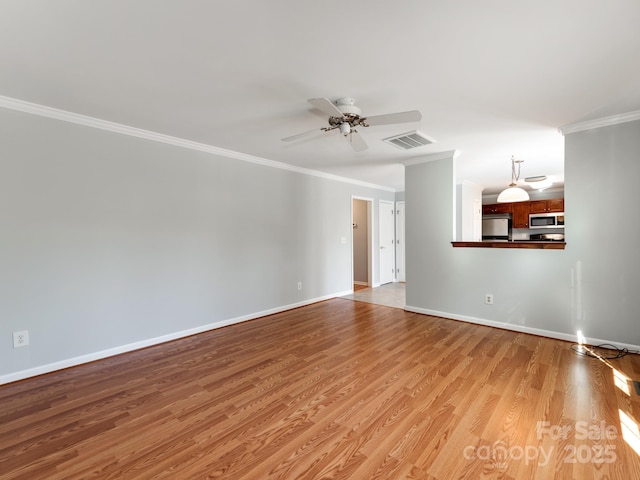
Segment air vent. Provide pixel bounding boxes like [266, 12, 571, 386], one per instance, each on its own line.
[383, 130, 435, 150]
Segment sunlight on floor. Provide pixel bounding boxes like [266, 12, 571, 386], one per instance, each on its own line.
[613, 368, 631, 395]
[620, 409, 640, 457]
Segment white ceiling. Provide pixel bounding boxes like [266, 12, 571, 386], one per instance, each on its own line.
[2, 1, 640, 193]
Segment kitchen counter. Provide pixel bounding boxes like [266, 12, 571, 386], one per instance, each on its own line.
[451, 241, 565, 250]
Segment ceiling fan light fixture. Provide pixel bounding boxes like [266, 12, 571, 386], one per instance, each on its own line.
[497, 156, 530, 203]
[282, 97, 422, 152]
[335, 97, 362, 116]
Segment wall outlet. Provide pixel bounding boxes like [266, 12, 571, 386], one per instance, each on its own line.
[485, 294, 494, 305]
[298, 282, 302, 291]
[13, 330, 29, 348]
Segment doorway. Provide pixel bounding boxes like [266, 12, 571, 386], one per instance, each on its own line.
[352, 197, 373, 288]
[344, 197, 406, 309]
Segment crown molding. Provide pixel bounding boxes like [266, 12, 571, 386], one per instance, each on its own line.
[402, 149, 461, 166]
[559, 110, 640, 135]
[0, 95, 395, 192]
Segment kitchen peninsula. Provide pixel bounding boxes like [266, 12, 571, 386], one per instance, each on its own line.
[452, 240, 565, 249]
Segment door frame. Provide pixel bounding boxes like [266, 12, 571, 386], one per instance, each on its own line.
[378, 199, 396, 285]
[351, 196, 374, 289]
[396, 201, 405, 282]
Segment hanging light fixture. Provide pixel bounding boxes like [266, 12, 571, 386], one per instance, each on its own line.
[496, 156, 530, 203]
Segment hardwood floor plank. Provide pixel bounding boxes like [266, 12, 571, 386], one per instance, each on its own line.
[1, 299, 640, 479]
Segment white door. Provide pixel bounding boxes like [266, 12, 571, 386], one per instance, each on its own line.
[395, 202, 405, 282]
[379, 200, 395, 285]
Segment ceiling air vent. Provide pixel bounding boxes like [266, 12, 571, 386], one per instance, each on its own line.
[383, 130, 435, 150]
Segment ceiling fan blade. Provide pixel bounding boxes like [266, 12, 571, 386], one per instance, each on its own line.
[281, 128, 323, 142]
[344, 130, 368, 152]
[308, 97, 344, 118]
[363, 110, 422, 126]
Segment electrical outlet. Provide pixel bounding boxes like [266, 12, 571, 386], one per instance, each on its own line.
[485, 294, 494, 305]
[298, 282, 302, 291]
[13, 330, 29, 348]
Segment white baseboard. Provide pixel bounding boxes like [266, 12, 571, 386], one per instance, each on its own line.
[8, 296, 635, 386]
[0, 291, 352, 386]
[404, 305, 640, 353]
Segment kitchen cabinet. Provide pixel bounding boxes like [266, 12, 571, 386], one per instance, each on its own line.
[482, 202, 526, 226]
[529, 199, 564, 213]
[547, 198, 564, 212]
[512, 202, 530, 228]
[482, 203, 512, 215]
[482, 198, 563, 228]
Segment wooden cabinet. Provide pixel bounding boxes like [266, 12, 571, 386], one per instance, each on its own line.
[529, 199, 564, 213]
[483, 201, 532, 228]
[482, 198, 563, 229]
[482, 203, 512, 215]
[512, 202, 530, 228]
[547, 198, 564, 212]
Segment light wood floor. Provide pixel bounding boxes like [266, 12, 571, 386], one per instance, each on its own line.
[341, 283, 406, 309]
[1, 299, 640, 479]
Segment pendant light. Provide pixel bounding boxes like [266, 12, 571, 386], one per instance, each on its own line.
[496, 156, 530, 203]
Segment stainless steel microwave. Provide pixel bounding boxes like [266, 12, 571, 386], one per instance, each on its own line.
[529, 212, 564, 229]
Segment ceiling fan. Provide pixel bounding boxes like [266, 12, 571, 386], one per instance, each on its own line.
[281, 97, 422, 152]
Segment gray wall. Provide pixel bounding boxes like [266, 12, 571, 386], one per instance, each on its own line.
[405, 120, 640, 349]
[564, 120, 640, 343]
[0, 107, 394, 382]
